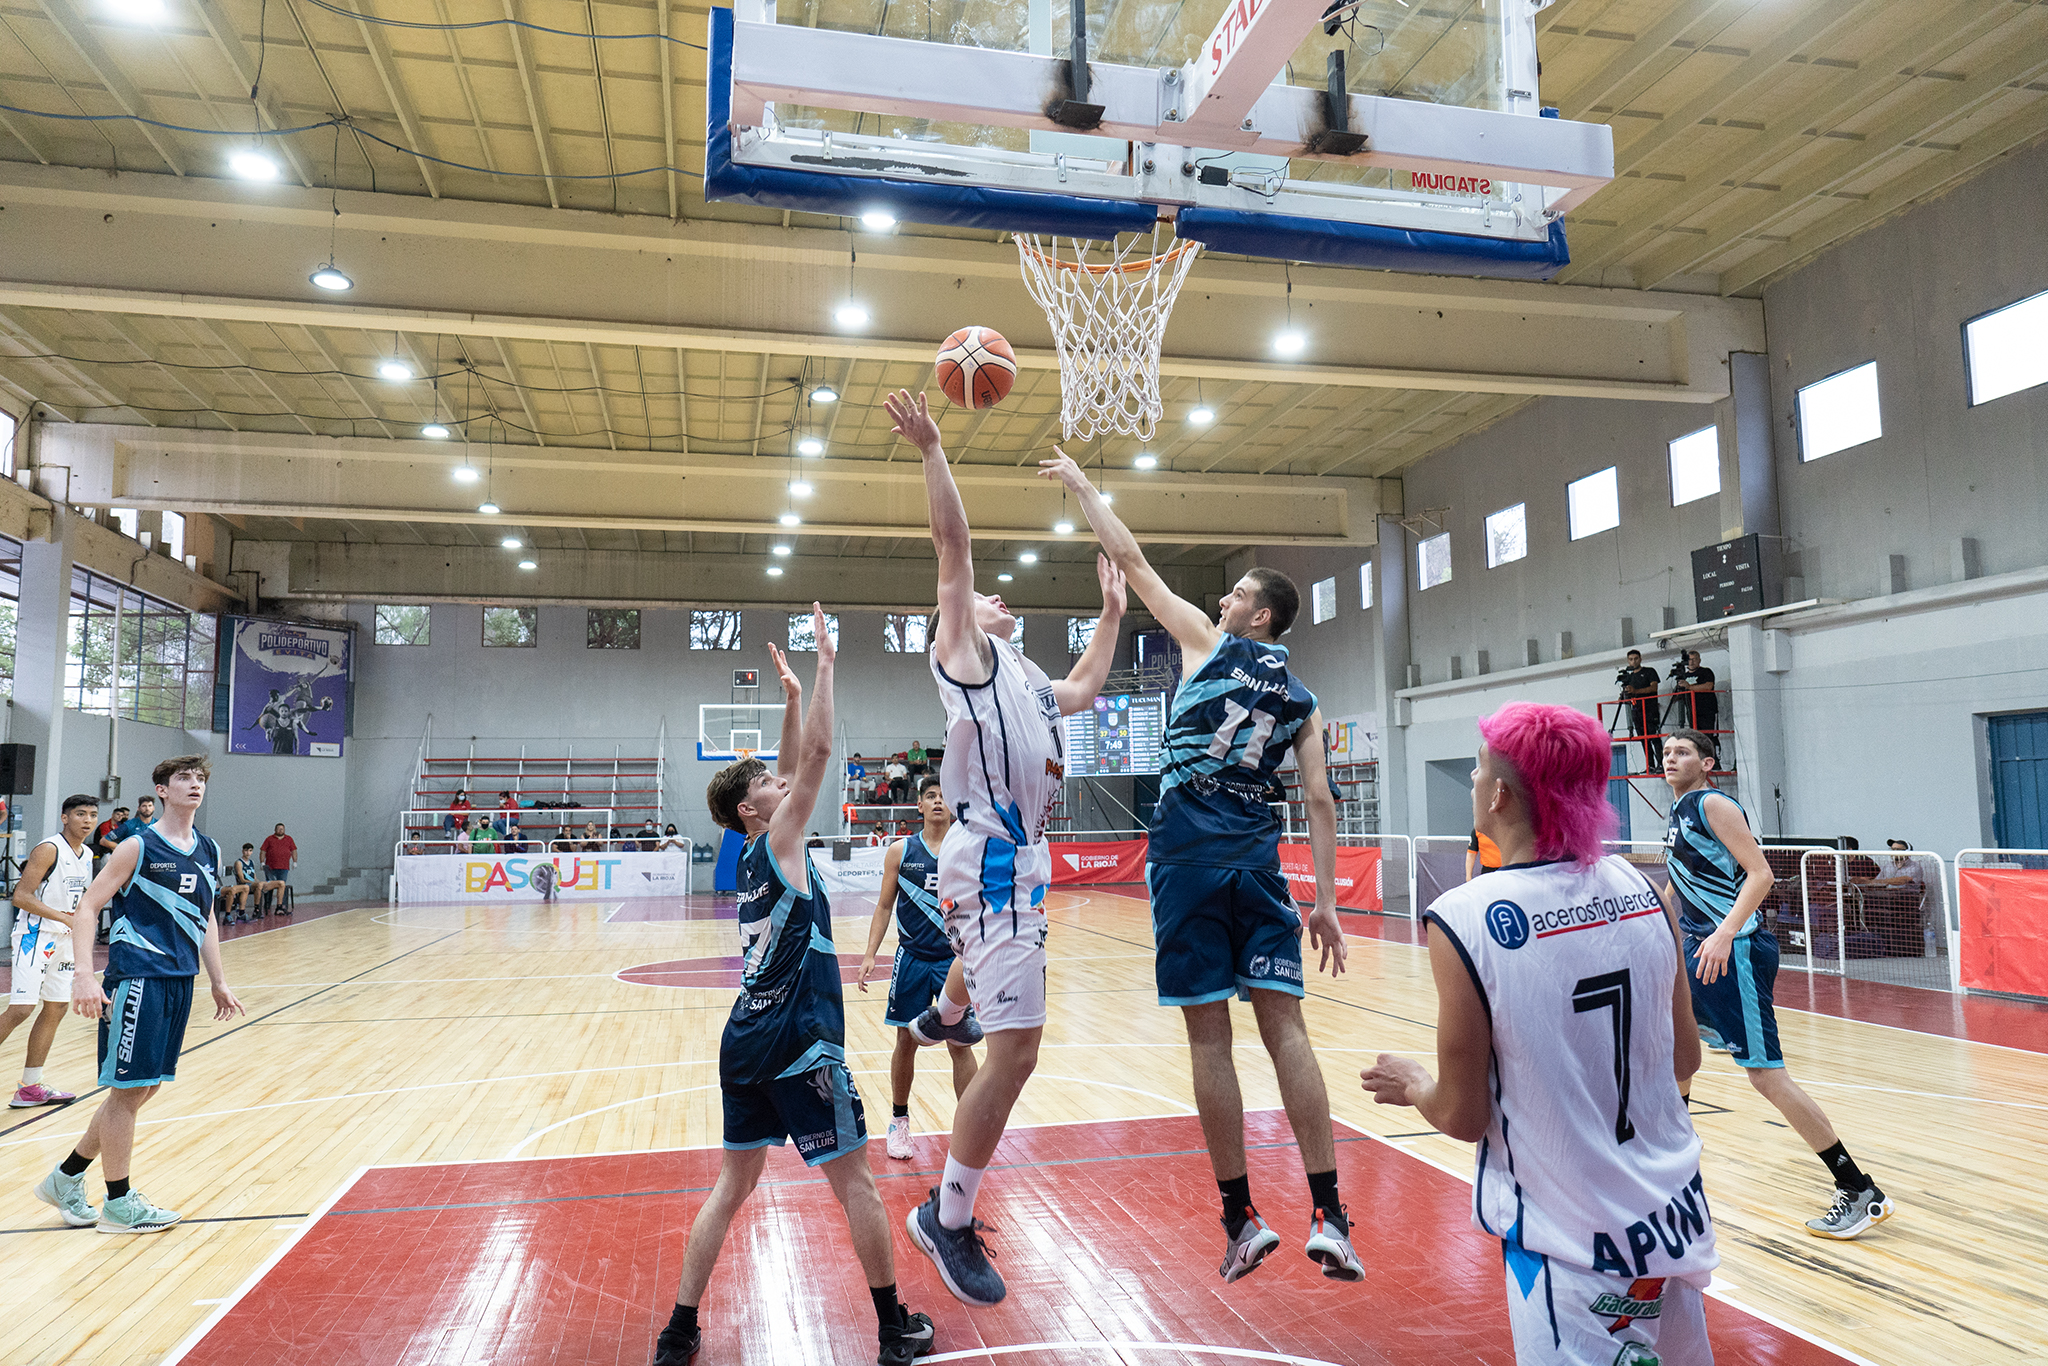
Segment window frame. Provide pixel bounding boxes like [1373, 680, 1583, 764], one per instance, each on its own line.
[1483, 503, 1528, 569]
[373, 604, 432, 646]
[1066, 616, 1097, 655]
[689, 608, 743, 651]
[883, 613, 929, 654]
[586, 607, 642, 650]
[1417, 532, 1452, 592]
[1667, 425, 1721, 507]
[1794, 359, 1883, 463]
[1566, 466, 1621, 542]
[1962, 289, 2048, 407]
[1359, 560, 1372, 610]
[481, 605, 538, 648]
[786, 611, 841, 653]
[1310, 576, 1337, 624]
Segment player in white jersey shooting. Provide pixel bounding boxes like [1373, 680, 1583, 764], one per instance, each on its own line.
[4, 793, 99, 1108]
[883, 388, 1125, 1308]
[1364, 704, 1717, 1365]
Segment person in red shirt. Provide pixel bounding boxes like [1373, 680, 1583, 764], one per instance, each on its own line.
[444, 789, 474, 838]
[260, 823, 298, 888]
[495, 790, 520, 835]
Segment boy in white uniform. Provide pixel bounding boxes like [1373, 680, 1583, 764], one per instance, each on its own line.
[883, 388, 1125, 1308]
[3, 794, 99, 1108]
[1364, 703, 1717, 1364]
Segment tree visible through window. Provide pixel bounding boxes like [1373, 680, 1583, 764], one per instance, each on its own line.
[884, 613, 928, 653]
[1068, 617, 1096, 654]
[1485, 504, 1527, 568]
[1418, 533, 1453, 591]
[588, 608, 640, 649]
[1311, 577, 1336, 624]
[787, 612, 840, 652]
[691, 609, 742, 650]
[483, 607, 537, 647]
[374, 605, 431, 646]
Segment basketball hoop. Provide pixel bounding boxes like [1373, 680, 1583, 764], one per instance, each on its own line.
[1015, 233, 1201, 443]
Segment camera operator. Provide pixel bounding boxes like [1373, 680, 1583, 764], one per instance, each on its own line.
[1617, 649, 1664, 771]
[1672, 649, 1719, 735]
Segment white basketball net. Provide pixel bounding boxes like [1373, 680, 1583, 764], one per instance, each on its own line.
[1015, 233, 1201, 443]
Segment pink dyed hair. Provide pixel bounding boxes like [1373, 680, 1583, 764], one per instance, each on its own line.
[1475, 702, 1616, 867]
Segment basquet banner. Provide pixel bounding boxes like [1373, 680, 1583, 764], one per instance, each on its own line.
[1052, 839, 1149, 884]
[227, 617, 350, 758]
[1958, 868, 2048, 1000]
[1278, 843, 1384, 912]
[397, 849, 689, 903]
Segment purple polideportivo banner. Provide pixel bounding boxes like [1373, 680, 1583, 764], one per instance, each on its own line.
[226, 618, 350, 758]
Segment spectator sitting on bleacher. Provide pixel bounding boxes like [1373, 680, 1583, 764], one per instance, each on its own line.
[885, 756, 910, 803]
[470, 819, 500, 855]
[495, 790, 521, 833]
[226, 843, 286, 923]
[446, 788, 474, 832]
[657, 823, 686, 851]
[578, 820, 604, 852]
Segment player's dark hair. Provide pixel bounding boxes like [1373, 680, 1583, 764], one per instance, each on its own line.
[151, 754, 211, 787]
[917, 774, 943, 797]
[706, 757, 769, 834]
[242, 843, 255, 851]
[1665, 728, 1717, 764]
[61, 793, 98, 814]
[1244, 567, 1299, 638]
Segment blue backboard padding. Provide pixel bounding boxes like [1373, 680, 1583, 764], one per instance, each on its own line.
[714, 827, 746, 892]
[706, 8, 1156, 240]
[1173, 209, 1571, 279]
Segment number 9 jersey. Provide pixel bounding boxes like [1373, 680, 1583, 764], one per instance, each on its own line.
[1424, 855, 1719, 1285]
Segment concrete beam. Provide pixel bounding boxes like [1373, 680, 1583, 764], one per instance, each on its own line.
[255, 539, 1225, 612]
[39, 424, 1388, 548]
[0, 163, 1763, 403]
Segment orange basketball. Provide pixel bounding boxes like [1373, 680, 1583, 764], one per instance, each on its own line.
[934, 326, 1017, 409]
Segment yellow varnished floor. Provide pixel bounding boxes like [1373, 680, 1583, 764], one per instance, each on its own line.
[2, 890, 2043, 1365]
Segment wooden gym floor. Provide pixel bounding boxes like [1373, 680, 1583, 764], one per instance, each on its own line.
[1, 889, 2043, 1366]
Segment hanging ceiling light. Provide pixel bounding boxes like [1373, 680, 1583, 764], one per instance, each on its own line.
[1054, 520, 1074, 535]
[1019, 551, 1038, 564]
[766, 565, 785, 577]
[452, 464, 479, 483]
[810, 385, 839, 404]
[797, 436, 824, 456]
[789, 481, 813, 497]
[517, 558, 538, 571]
[1189, 405, 1215, 425]
[1133, 452, 1158, 470]
[309, 264, 353, 292]
[229, 148, 280, 181]
[997, 572, 1014, 582]
[500, 537, 522, 550]
[860, 209, 897, 231]
[478, 501, 501, 515]
[771, 544, 792, 557]
[421, 423, 450, 440]
[833, 303, 869, 329]
[779, 512, 801, 527]
[378, 360, 414, 381]
[1272, 330, 1306, 357]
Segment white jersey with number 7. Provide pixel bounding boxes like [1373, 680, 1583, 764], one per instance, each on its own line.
[1424, 855, 1720, 1283]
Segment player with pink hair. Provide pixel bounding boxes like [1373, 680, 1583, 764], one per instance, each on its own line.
[1363, 703, 1716, 1365]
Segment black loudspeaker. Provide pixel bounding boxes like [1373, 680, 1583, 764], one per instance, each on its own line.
[0, 742, 35, 795]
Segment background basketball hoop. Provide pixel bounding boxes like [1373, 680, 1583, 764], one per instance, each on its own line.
[1016, 233, 1202, 443]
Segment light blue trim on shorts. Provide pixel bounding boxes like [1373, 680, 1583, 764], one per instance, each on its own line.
[1730, 942, 1785, 1070]
[1159, 986, 1239, 1008]
[1235, 974, 1306, 999]
[723, 1136, 782, 1151]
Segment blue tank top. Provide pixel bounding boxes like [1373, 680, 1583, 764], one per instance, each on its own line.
[108, 825, 221, 980]
[722, 834, 845, 1085]
[1663, 789, 1757, 939]
[893, 832, 951, 961]
[1150, 635, 1318, 869]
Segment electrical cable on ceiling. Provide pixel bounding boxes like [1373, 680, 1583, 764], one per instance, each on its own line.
[294, 0, 705, 47]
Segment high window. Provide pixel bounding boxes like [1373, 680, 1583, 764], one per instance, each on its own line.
[690, 609, 742, 650]
[1485, 504, 1528, 568]
[1359, 561, 1373, 610]
[1965, 290, 2048, 406]
[1797, 361, 1882, 461]
[1567, 467, 1620, 540]
[1418, 533, 1452, 591]
[587, 609, 640, 649]
[1668, 426, 1720, 506]
[65, 568, 215, 727]
[1311, 577, 1336, 624]
[884, 614, 928, 653]
[1068, 617, 1096, 654]
[482, 607, 537, 647]
[788, 612, 840, 652]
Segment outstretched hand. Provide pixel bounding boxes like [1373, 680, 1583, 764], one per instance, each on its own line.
[811, 603, 835, 664]
[1037, 447, 1092, 494]
[1096, 553, 1126, 615]
[884, 389, 943, 456]
[767, 641, 801, 698]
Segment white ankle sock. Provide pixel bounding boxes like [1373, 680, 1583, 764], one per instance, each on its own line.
[935, 991, 967, 1026]
[21, 1067, 42, 1086]
[937, 1155, 984, 1229]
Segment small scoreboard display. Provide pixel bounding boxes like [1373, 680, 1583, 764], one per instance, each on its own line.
[1692, 533, 1766, 620]
[733, 669, 759, 688]
[1064, 692, 1167, 776]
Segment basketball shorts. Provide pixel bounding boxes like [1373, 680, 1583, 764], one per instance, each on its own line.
[9, 922, 74, 1005]
[1147, 862, 1305, 1007]
[884, 950, 957, 1030]
[939, 831, 1050, 1034]
[1683, 928, 1783, 1069]
[97, 975, 195, 1089]
[1503, 1246, 1712, 1366]
[722, 1062, 868, 1167]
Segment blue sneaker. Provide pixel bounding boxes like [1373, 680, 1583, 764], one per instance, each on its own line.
[906, 1187, 1005, 1306]
[907, 1004, 983, 1049]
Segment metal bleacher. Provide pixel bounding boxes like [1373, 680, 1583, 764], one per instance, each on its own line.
[400, 725, 668, 852]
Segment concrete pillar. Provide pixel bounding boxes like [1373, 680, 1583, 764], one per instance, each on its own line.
[1371, 514, 1412, 835]
[1728, 350, 1786, 604]
[12, 507, 77, 834]
[1725, 622, 1789, 838]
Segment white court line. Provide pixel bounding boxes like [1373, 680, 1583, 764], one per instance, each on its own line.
[157, 1164, 369, 1366]
[923, 1343, 1345, 1366]
[504, 1083, 724, 1157]
[1328, 1113, 1884, 1366]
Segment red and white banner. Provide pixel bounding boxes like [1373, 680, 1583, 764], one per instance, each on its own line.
[1279, 843, 1384, 912]
[1051, 839, 1149, 885]
[1959, 868, 2048, 1000]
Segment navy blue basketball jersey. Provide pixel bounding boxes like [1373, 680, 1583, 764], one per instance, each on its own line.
[108, 825, 221, 980]
[722, 834, 846, 1086]
[1664, 789, 1756, 938]
[893, 832, 951, 960]
[1150, 635, 1318, 869]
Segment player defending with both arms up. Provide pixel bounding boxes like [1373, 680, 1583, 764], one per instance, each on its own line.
[884, 389, 1126, 1308]
[1039, 449, 1363, 1285]
[655, 618, 934, 1366]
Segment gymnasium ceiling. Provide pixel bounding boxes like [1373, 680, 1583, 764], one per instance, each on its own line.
[0, 0, 2044, 572]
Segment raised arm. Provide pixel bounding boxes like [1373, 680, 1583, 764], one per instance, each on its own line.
[1040, 448, 1219, 659]
[857, 838, 907, 992]
[767, 604, 837, 886]
[1293, 710, 1346, 976]
[1052, 553, 1127, 716]
[889, 389, 990, 685]
[768, 641, 803, 777]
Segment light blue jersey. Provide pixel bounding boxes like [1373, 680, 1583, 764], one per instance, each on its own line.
[107, 824, 221, 980]
[721, 834, 845, 1087]
[1664, 789, 1756, 938]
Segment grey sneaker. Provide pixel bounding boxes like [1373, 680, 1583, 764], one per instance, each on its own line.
[906, 1187, 1005, 1306]
[1304, 1206, 1365, 1280]
[1219, 1205, 1281, 1282]
[33, 1167, 98, 1227]
[97, 1189, 182, 1235]
[1805, 1184, 1893, 1239]
[907, 1003, 984, 1049]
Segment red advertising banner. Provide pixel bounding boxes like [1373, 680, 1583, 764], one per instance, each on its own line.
[1959, 868, 2048, 1000]
[1051, 839, 1150, 885]
[1279, 843, 1384, 912]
